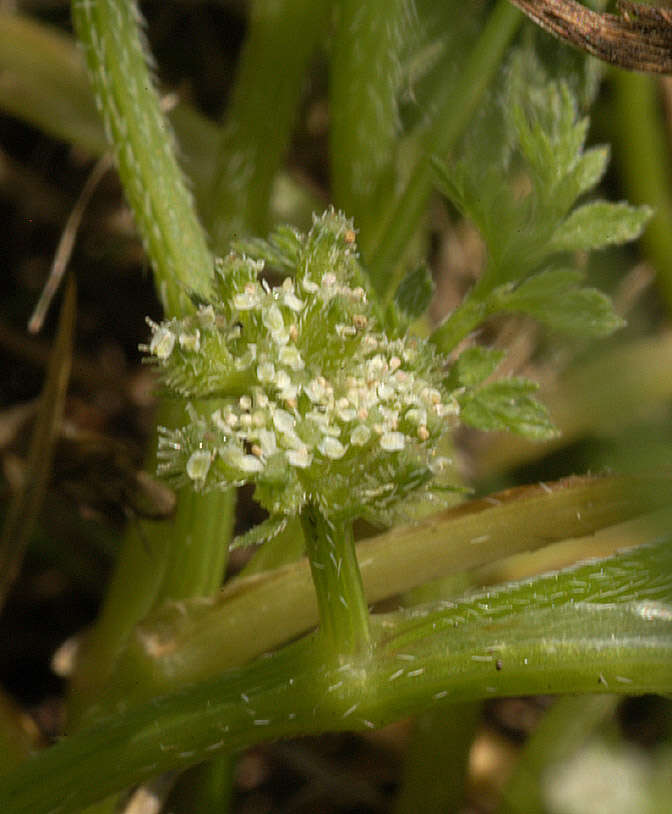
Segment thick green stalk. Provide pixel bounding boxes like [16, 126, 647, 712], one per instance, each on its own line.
[301, 504, 371, 660]
[154, 488, 234, 605]
[329, 0, 410, 244]
[1, 538, 671, 813]
[207, 0, 331, 251]
[71, 0, 214, 315]
[74, 476, 671, 719]
[366, 1, 522, 298]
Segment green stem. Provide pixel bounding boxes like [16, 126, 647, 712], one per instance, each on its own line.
[366, 1, 522, 299]
[66, 518, 168, 728]
[2, 539, 671, 814]
[329, 0, 409, 243]
[394, 702, 481, 814]
[207, 0, 331, 251]
[610, 70, 672, 314]
[167, 754, 234, 814]
[301, 504, 370, 661]
[77, 476, 672, 719]
[429, 293, 488, 353]
[71, 0, 213, 315]
[154, 488, 234, 605]
[67, 405, 234, 727]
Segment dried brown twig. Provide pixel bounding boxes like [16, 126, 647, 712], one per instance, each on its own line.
[509, 0, 672, 73]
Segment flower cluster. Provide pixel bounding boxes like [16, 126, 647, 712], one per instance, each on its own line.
[146, 210, 459, 522]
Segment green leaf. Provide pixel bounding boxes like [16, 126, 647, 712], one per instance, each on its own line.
[460, 379, 557, 439]
[393, 263, 435, 322]
[549, 201, 652, 253]
[432, 158, 514, 263]
[511, 81, 588, 199]
[446, 346, 504, 389]
[493, 269, 625, 338]
[569, 145, 610, 199]
[431, 59, 641, 352]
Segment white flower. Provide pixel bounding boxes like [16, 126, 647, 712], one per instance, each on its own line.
[257, 361, 275, 383]
[234, 344, 257, 371]
[421, 387, 442, 405]
[147, 210, 458, 520]
[278, 345, 304, 370]
[287, 447, 312, 468]
[233, 283, 260, 311]
[350, 425, 371, 446]
[336, 398, 357, 422]
[318, 437, 346, 459]
[223, 447, 264, 473]
[257, 429, 277, 456]
[263, 303, 285, 334]
[377, 383, 395, 401]
[274, 370, 291, 390]
[429, 455, 451, 474]
[305, 377, 331, 404]
[273, 408, 295, 435]
[380, 431, 405, 452]
[282, 291, 305, 312]
[150, 326, 175, 359]
[186, 450, 211, 481]
[405, 407, 427, 426]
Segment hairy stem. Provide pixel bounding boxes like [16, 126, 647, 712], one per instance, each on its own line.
[301, 504, 371, 661]
[329, 0, 410, 244]
[71, 0, 213, 315]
